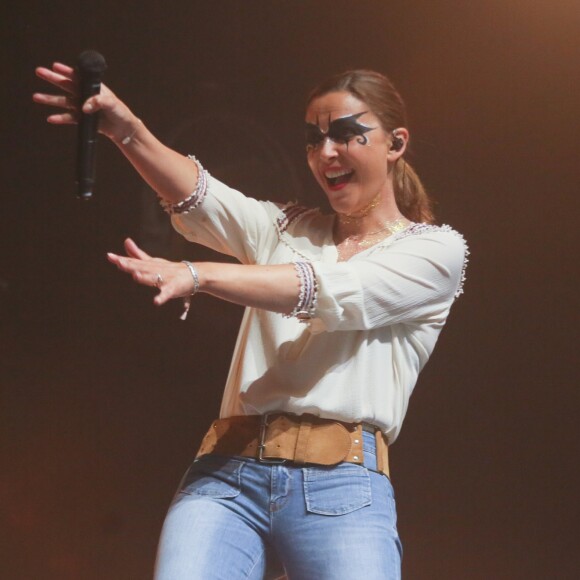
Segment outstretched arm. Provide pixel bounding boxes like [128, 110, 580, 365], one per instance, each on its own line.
[36, 62, 308, 317]
[107, 238, 301, 315]
[33, 62, 197, 205]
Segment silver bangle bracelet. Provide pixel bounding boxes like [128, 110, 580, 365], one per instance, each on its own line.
[180, 261, 200, 321]
[182, 261, 200, 295]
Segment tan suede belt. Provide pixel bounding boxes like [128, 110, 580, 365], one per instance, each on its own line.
[196, 413, 390, 478]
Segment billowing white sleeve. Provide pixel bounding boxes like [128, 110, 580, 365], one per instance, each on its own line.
[170, 175, 281, 265]
[309, 229, 468, 332]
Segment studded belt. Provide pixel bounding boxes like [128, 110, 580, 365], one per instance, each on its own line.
[196, 413, 390, 478]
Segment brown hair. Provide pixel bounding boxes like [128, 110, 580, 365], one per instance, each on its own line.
[307, 70, 434, 224]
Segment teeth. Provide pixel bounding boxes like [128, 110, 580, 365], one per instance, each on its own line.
[325, 168, 353, 179]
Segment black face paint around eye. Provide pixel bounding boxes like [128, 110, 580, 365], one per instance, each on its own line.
[305, 112, 376, 151]
[305, 123, 326, 151]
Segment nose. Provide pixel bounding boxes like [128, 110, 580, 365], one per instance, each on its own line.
[319, 137, 339, 159]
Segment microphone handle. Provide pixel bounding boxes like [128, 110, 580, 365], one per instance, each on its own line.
[76, 77, 101, 200]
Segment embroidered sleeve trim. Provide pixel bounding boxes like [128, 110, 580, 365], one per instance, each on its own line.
[285, 260, 318, 322]
[159, 155, 209, 214]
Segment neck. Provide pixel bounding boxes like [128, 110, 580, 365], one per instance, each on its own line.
[334, 194, 404, 241]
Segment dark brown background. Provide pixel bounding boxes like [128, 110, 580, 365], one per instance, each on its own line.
[1, 1, 578, 578]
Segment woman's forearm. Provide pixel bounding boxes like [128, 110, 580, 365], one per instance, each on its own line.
[197, 262, 300, 314]
[115, 119, 199, 204]
[107, 239, 302, 315]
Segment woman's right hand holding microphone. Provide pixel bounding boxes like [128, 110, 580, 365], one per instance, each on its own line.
[34, 59, 201, 211]
[33, 62, 141, 145]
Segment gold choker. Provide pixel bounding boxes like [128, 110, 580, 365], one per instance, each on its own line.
[337, 192, 382, 224]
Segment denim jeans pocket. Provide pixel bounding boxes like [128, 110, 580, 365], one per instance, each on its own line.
[179, 455, 244, 499]
[304, 463, 372, 515]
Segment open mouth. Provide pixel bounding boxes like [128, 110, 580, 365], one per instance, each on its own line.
[325, 168, 355, 187]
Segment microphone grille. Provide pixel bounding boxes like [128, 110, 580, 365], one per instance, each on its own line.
[77, 50, 108, 75]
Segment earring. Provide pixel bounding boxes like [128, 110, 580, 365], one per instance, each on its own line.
[391, 131, 404, 152]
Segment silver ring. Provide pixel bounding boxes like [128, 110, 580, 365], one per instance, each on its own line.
[155, 273, 164, 287]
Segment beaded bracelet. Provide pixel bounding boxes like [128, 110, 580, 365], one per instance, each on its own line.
[180, 260, 200, 321]
[286, 261, 318, 321]
[159, 155, 209, 215]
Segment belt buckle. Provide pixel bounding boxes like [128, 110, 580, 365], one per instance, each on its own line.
[258, 413, 286, 464]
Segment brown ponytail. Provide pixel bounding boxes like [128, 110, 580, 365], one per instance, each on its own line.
[393, 159, 434, 224]
[307, 70, 435, 224]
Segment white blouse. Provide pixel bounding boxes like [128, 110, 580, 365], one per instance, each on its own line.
[172, 175, 468, 443]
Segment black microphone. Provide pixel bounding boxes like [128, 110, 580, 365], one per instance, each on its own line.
[76, 50, 107, 200]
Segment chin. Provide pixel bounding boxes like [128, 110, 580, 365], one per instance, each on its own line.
[327, 190, 364, 215]
[330, 199, 354, 213]
[325, 194, 353, 215]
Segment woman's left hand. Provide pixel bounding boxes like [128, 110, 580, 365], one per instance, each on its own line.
[107, 238, 197, 305]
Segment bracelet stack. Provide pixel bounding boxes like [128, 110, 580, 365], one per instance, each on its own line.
[287, 261, 318, 321]
[159, 155, 209, 215]
[180, 261, 200, 321]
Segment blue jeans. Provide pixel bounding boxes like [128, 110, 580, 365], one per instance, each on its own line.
[155, 430, 402, 579]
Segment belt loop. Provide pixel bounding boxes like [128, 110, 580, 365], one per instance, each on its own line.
[374, 430, 390, 479]
[293, 419, 313, 464]
[258, 413, 270, 461]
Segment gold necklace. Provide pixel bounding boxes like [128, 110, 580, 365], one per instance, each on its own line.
[345, 216, 407, 245]
[336, 192, 382, 225]
[337, 216, 408, 260]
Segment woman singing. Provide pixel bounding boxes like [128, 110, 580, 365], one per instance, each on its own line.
[34, 63, 468, 579]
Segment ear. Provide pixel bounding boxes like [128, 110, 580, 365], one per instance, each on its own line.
[387, 127, 409, 162]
